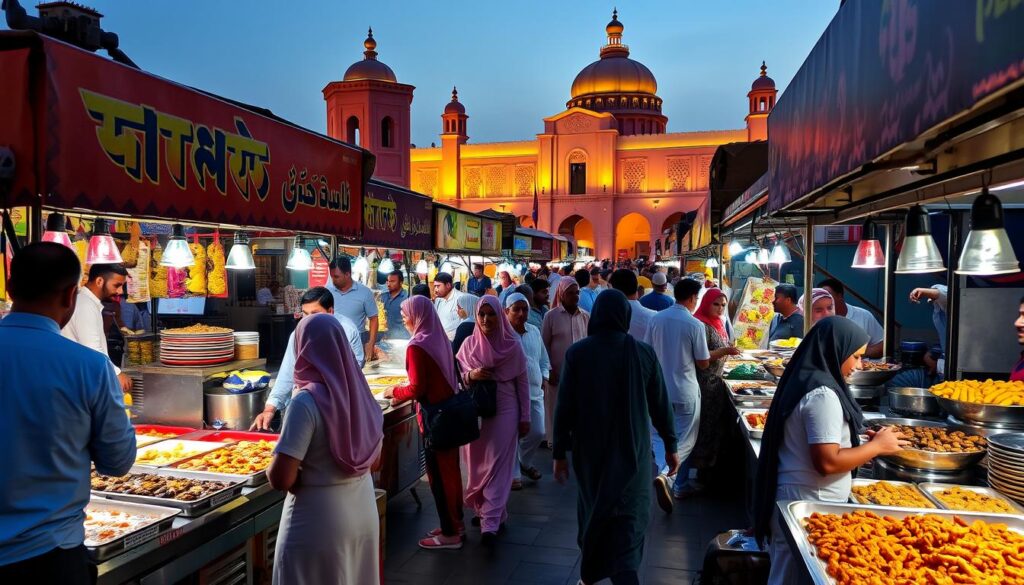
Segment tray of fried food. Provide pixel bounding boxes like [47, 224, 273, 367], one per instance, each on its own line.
[930, 379, 1024, 425]
[918, 483, 1024, 515]
[780, 500, 1024, 585]
[134, 440, 224, 467]
[739, 409, 768, 439]
[171, 439, 276, 486]
[91, 468, 244, 517]
[84, 497, 180, 561]
[365, 374, 409, 388]
[849, 479, 935, 508]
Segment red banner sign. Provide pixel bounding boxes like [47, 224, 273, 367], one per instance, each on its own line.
[2, 35, 365, 235]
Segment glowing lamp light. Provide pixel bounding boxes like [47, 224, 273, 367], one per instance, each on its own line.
[744, 251, 758, 264]
[769, 242, 791, 265]
[160, 224, 193, 268]
[378, 258, 395, 273]
[225, 232, 255, 270]
[956, 188, 1020, 275]
[727, 240, 745, 257]
[415, 260, 429, 275]
[286, 236, 313, 271]
[757, 248, 771, 265]
[42, 213, 73, 249]
[705, 257, 719, 268]
[851, 221, 885, 269]
[895, 206, 945, 274]
[85, 218, 124, 264]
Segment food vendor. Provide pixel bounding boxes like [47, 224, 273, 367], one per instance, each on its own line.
[328, 258, 380, 361]
[888, 285, 948, 388]
[818, 279, 884, 358]
[380, 270, 410, 340]
[768, 284, 803, 342]
[466, 263, 492, 297]
[250, 287, 364, 431]
[796, 288, 835, 325]
[753, 317, 907, 585]
[0, 243, 136, 583]
[61, 263, 134, 393]
[1013, 296, 1024, 381]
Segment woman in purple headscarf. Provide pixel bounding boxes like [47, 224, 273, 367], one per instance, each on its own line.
[267, 313, 384, 585]
[797, 288, 836, 325]
[457, 295, 531, 545]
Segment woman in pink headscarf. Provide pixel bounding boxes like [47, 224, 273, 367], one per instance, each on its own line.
[385, 296, 466, 550]
[797, 288, 836, 325]
[267, 313, 384, 585]
[457, 295, 530, 545]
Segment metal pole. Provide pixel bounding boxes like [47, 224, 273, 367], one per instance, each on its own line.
[803, 217, 815, 334]
[945, 211, 963, 381]
[883, 223, 897, 359]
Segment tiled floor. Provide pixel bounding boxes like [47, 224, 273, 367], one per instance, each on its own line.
[383, 450, 748, 584]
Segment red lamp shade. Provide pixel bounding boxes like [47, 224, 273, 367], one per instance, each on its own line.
[86, 218, 123, 264]
[851, 239, 885, 269]
[42, 213, 73, 249]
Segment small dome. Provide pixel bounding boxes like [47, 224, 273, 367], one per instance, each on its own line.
[606, 8, 623, 35]
[343, 27, 397, 83]
[444, 87, 465, 114]
[571, 58, 658, 98]
[751, 61, 775, 91]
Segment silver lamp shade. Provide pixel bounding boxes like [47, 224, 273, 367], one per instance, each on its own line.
[895, 206, 945, 274]
[956, 189, 1020, 275]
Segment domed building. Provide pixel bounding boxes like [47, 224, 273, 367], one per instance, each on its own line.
[324, 12, 777, 260]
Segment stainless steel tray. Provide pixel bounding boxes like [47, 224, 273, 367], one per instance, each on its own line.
[846, 363, 901, 386]
[918, 482, 1024, 515]
[868, 417, 987, 471]
[934, 393, 1024, 425]
[848, 478, 935, 508]
[778, 500, 1024, 585]
[168, 443, 271, 486]
[738, 409, 767, 439]
[91, 467, 245, 517]
[84, 497, 179, 561]
[134, 439, 225, 468]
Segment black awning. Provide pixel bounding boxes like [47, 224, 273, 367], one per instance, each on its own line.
[709, 141, 768, 224]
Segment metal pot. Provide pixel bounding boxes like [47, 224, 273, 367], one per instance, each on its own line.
[204, 386, 270, 430]
[888, 387, 941, 418]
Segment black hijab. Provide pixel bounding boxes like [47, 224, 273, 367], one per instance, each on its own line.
[588, 289, 632, 336]
[753, 316, 870, 544]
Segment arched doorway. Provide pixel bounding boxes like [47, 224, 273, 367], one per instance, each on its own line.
[661, 212, 683, 234]
[517, 215, 535, 229]
[558, 214, 595, 252]
[615, 213, 652, 259]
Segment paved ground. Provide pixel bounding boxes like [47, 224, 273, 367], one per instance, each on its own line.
[383, 449, 748, 585]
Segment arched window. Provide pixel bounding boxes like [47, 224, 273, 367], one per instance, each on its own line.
[346, 116, 360, 146]
[568, 150, 587, 195]
[381, 116, 394, 148]
[759, 97, 767, 112]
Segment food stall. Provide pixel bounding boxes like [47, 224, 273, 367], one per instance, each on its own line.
[737, 2, 1024, 582]
[432, 203, 504, 285]
[0, 30, 383, 583]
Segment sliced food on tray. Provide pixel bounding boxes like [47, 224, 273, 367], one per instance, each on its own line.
[135, 440, 223, 466]
[83, 503, 176, 547]
[91, 471, 235, 502]
[744, 412, 767, 430]
[851, 481, 934, 508]
[930, 486, 1018, 514]
[174, 440, 276, 475]
[366, 375, 408, 386]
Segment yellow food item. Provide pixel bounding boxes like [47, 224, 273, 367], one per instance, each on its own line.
[186, 242, 207, 295]
[933, 487, 1017, 514]
[804, 510, 1024, 585]
[73, 237, 89, 286]
[207, 240, 227, 296]
[163, 324, 233, 334]
[931, 379, 1024, 406]
[136, 429, 178, 439]
[175, 440, 275, 475]
[136, 443, 204, 466]
[121, 222, 141, 268]
[745, 412, 767, 430]
[852, 481, 934, 508]
[773, 337, 801, 348]
[367, 376, 409, 386]
[122, 392, 133, 407]
[150, 243, 168, 298]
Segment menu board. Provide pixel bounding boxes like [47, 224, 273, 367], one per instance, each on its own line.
[464, 216, 481, 251]
[513, 235, 531, 255]
[481, 220, 502, 255]
[731, 276, 777, 349]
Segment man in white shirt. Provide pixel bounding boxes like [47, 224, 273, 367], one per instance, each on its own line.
[608, 268, 655, 341]
[819, 278, 884, 358]
[506, 293, 550, 488]
[644, 278, 710, 512]
[62, 263, 133, 392]
[327, 257, 379, 360]
[432, 272, 463, 339]
[250, 287, 364, 431]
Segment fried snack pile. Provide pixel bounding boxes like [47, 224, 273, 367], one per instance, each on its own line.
[136, 443, 206, 466]
[367, 376, 409, 387]
[91, 471, 233, 502]
[175, 440, 275, 475]
[207, 240, 227, 296]
[186, 242, 207, 295]
[121, 222, 141, 268]
[883, 424, 986, 453]
[860, 361, 899, 371]
[933, 487, 1018, 514]
[852, 481, 934, 508]
[804, 510, 1024, 585]
[150, 243, 168, 298]
[931, 379, 1024, 406]
[137, 429, 177, 439]
[745, 412, 767, 430]
[162, 324, 233, 334]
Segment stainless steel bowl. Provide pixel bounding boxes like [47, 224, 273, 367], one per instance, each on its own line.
[846, 364, 902, 386]
[932, 394, 1024, 425]
[869, 417, 987, 471]
[889, 387, 941, 418]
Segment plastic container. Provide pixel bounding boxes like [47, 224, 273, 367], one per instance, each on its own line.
[900, 340, 928, 367]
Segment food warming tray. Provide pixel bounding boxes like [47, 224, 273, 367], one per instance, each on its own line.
[91, 467, 246, 517]
[848, 478, 935, 508]
[168, 442, 275, 486]
[918, 482, 1024, 515]
[84, 497, 179, 561]
[738, 408, 768, 439]
[187, 429, 280, 443]
[778, 500, 1024, 585]
[726, 380, 775, 408]
[134, 439, 225, 468]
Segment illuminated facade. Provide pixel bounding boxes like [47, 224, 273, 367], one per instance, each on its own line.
[326, 12, 777, 259]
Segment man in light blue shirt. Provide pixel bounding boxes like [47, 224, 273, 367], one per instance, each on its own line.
[577, 268, 601, 313]
[250, 287, 364, 431]
[327, 257, 380, 358]
[0, 243, 135, 582]
[644, 279, 710, 511]
[506, 293, 551, 486]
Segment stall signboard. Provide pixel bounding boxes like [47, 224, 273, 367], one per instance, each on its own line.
[532, 236, 552, 261]
[768, 1, 1024, 212]
[434, 206, 490, 253]
[1, 34, 365, 235]
[513, 234, 532, 256]
[363, 181, 432, 250]
[481, 219, 502, 255]
[309, 255, 330, 288]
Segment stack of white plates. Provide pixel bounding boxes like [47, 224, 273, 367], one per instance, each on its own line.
[159, 329, 235, 366]
[986, 433, 1024, 503]
[233, 331, 259, 345]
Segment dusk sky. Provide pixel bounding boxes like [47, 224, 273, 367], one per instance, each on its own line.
[8, 1, 838, 146]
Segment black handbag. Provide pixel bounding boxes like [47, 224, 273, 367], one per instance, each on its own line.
[420, 390, 480, 450]
[456, 361, 498, 418]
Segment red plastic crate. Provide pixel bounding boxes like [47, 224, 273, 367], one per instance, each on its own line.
[187, 430, 280, 443]
[133, 424, 198, 437]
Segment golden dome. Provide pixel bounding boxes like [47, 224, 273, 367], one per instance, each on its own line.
[444, 87, 466, 114]
[343, 27, 398, 83]
[570, 10, 658, 99]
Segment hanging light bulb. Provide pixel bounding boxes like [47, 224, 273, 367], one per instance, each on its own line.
[378, 257, 395, 273]
[415, 259, 429, 275]
[770, 241, 792, 265]
[351, 255, 369, 275]
[956, 187, 1020, 275]
[160, 223, 194, 267]
[225, 231, 255, 270]
[727, 239, 745, 257]
[705, 257, 719, 268]
[286, 235, 313, 271]
[895, 206, 945, 274]
[757, 248, 771, 264]
[42, 213, 73, 249]
[85, 218, 124, 264]
[744, 251, 758, 264]
[851, 220, 885, 269]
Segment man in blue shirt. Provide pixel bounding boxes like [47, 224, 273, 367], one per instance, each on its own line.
[328, 257, 380, 358]
[0, 243, 135, 583]
[575, 269, 599, 313]
[640, 272, 674, 312]
[467, 263, 492, 297]
[381, 270, 410, 340]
